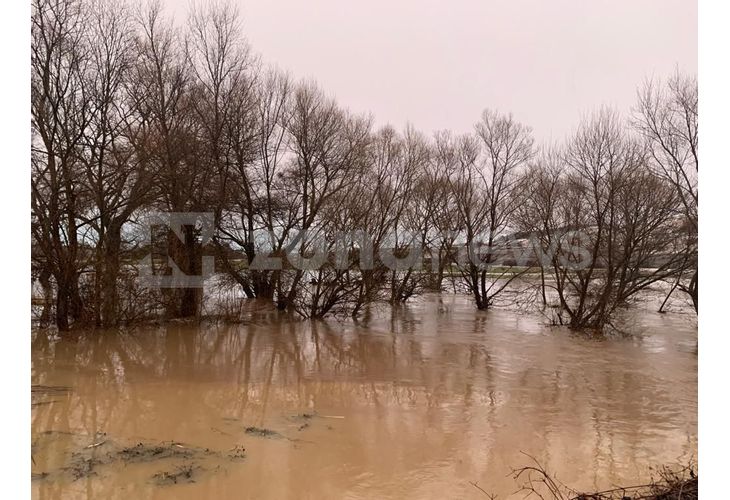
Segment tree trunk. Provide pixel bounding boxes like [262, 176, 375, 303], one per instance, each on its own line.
[39, 267, 53, 328]
[179, 225, 201, 318]
[100, 229, 122, 327]
[688, 270, 698, 312]
[540, 265, 547, 306]
[55, 283, 70, 331]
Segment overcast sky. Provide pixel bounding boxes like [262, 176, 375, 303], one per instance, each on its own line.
[165, 0, 696, 142]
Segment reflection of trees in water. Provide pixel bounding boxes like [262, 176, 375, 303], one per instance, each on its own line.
[31, 314, 499, 428]
[31, 298, 697, 493]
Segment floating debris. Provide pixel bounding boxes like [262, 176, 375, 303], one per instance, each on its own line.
[291, 412, 317, 420]
[117, 441, 200, 463]
[227, 445, 246, 461]
[244, 426, 283, 439]
[85, 440, 108, 449]
[32, 433, 248, 486]
[152, 464, 201, 486]
[63, 456, 104, 480]
[287, 413, 317, 431]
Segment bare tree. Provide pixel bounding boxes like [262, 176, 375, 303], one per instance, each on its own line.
[427, 131, 465, 292]
[132, 1, 206, 318]
[214, 68, 291, 300]
[31, 0, 92, 330]
[76, 0, 155, 327]
[544, 109, 687, 329]
[186, 0, 263, 315]
[187, 0, 259, 220]
[30, 0, 699, 328]
[514, 147, 564, 306]
[448, 110, 535, 310]
[386, 126, 432, 303]
[634, 72, 698, 311]
[266, 83, 368, 313]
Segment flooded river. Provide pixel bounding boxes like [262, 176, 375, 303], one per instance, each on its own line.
[31, 293, 697, 499]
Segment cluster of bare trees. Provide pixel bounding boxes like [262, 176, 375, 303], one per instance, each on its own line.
[31, 0, 697, 331]
[517, 103, 696, 329]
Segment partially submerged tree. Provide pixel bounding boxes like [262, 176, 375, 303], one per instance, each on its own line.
[276, 82, 371, 314]
[634, 72, 698, 311]
[427, 131, 466, 292]
[32, 0, 92, 330]
[78, 0, 155, 327]
[448, 110, 535, 310]
[213, 69, 291, 300]
[133, 1, 209, 318]
[536, 109, 689, 329]
[30, 0, 698, 330]
[514, 146, 564, 306]
[386, 127, 432, 303]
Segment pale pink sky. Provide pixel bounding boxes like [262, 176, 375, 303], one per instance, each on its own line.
[164, 0, 697, 141]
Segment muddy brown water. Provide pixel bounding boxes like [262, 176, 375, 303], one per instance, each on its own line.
[31, 293, 697, 499]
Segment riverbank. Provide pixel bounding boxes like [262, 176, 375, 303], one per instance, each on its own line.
[498, 456, 697, 499]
